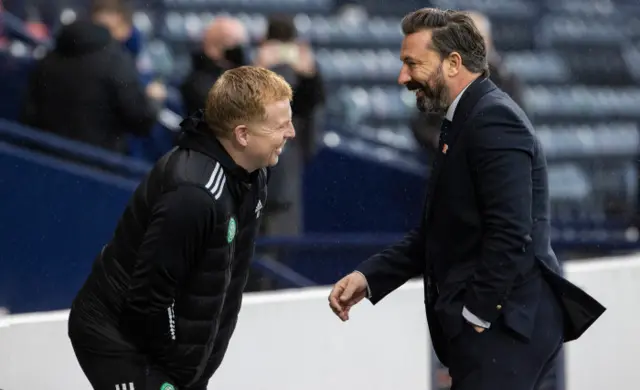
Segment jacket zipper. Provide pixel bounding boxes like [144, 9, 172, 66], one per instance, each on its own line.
[167, 300, 176, 341]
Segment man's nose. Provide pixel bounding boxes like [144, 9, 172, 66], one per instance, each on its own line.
[398, 67, 411, 86]
[287, 126, 296, 139]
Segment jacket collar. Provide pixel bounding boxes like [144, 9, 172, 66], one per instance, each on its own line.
[449, 76, 497, 128]
[441, 76, 497, 151]
[444, 82, 471, 122]
[176, 110, 255, 183]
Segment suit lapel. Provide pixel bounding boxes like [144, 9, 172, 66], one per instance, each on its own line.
[422, 77, 497, 222]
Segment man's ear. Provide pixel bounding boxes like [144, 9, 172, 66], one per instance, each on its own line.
[446, 51, 463, 77]
[233, 125, 249, 147]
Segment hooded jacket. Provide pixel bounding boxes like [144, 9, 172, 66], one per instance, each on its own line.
[69, 111, 269, 388]
[20, 20, 157, 152]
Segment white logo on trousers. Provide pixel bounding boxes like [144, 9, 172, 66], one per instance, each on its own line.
[255, 200, 263, 218]
[115, 383, 135, 390]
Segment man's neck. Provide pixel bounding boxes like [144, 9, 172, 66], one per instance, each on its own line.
[448, 72, 482, 106]
[444, 72, 482, 121]
[217, 137, 255, 173]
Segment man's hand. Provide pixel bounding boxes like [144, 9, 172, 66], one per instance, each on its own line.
[473, 326, 486, 333]
[146, 80, 168, 102]
[328, 272, 368, 321]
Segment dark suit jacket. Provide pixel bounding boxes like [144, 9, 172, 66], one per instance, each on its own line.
[356, 77, 605, 366]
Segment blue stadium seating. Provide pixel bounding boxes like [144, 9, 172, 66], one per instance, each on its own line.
[2, 0, 640, 313]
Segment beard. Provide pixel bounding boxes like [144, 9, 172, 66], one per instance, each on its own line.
[405, 66, 450, 115]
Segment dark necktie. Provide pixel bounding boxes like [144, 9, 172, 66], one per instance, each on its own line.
[424, 118, 453, 295]
[424, 118, 452, 217]
[438, 118, 452, 155]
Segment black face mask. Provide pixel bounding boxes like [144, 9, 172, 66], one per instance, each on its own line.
[223, 45, 247, 68]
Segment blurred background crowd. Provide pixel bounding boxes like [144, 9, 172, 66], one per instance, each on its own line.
[1, 0, 640, 315]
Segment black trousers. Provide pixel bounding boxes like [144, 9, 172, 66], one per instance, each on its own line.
[67, 305, 209, 390]
[71, 344, 207, 390]
[448, 281, 564, 390]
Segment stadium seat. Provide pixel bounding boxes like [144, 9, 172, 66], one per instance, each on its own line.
[524, 86, 640, 121]
[535, 15, 629, 47]
[502, 51, 571, 84]
[536, 123, 640, 159]
[163, 0, 334, 14]
[316, 48, 399, 82]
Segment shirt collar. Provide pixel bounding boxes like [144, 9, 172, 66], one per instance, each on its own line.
[444, 81, 473, 122]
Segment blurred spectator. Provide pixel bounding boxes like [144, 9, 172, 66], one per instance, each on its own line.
[2, 0, 56, 33]
[410, 10, 525, 160]
[0, 0, 5, 46]
[90, 0, 143, 59]
[254, 14, 326, 236]
[19, 18, 164, 153]
[467, 11, 524, 107]
[180, 16, 248, 117]
[90, 0, 160, 89]
[90, 0, 175, 161]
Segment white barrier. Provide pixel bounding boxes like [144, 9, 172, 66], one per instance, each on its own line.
[561, 255, 640, 390]
[1, 254, 638, 390]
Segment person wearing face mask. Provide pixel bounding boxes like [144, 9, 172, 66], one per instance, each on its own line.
[90, 0, 153, 81]
[19, 14, 163, 153]
[90, 0, 134, 49]
[328, 8, 605, 390]
[90, 0, 170, 161]
[180, 16, 248, 117]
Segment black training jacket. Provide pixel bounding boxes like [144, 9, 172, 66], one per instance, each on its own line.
[68, 110, 269, 388]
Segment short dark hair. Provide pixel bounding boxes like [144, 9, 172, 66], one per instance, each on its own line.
[401, 8, 489, 76]
[265, 15, 297, 42]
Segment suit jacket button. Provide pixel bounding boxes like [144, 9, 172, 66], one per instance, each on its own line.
[496, 304, 502, 310]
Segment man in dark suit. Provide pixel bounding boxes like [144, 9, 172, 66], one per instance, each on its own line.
[328, 8, 605, 390]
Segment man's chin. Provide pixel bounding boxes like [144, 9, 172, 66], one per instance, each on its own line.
[416, 96, 426, 112]
[416, 98, 434, 114]
[416, 98, 447, 116]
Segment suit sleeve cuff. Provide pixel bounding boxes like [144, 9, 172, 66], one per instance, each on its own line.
[354, 271, 372, 299]
[462, 306, 491, 329]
